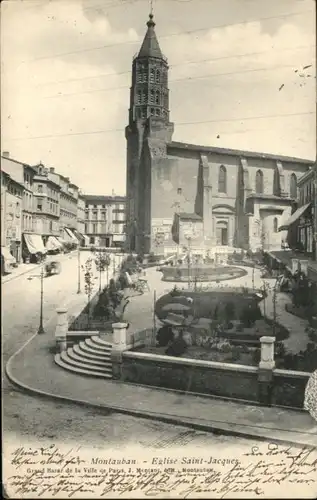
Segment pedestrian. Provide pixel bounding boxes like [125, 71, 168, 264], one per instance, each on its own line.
[304, 370, 317, 422]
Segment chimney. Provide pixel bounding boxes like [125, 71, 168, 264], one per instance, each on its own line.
[44, 167, 49, 174]
[50, 167, 55, 173]
[66, 177, 70, 182]
[2, 151, 10, 158]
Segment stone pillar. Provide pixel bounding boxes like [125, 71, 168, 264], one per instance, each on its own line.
[259, 336, 276, 370]
[291, 258, 299, 274]
[113, 322, 128, 350]
[55, 308, 68, 352]
[258, 336, 276, 406]
[111, 322, 128, 380]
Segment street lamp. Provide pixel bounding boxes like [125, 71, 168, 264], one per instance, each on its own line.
[185, 235, 192, 289]
[77, 245, 81, 294]
[28, 264, 45, 334]
[38, 265, 45, 334]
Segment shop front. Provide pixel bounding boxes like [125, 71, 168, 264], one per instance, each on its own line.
[44, 235, 63, 254]
[22, 233, 47, 263]
[1, 246, 16, 274]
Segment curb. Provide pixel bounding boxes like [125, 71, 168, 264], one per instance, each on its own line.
[5, 347, 313, 448]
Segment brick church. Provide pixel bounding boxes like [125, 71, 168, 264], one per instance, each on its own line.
[125, 14, 313, 256]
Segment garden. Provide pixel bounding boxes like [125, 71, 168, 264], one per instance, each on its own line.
[68, 252, 154, 331]
[134, 283, 317, 372]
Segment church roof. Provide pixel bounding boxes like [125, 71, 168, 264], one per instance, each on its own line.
[168, 141, 314, 165]
[138, 14, 164, 59]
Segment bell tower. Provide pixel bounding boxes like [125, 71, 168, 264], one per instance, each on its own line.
[129, 13, 170, 124]
[125, 13, 173, 252]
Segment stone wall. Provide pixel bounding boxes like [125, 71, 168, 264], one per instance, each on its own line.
[272, 369, 310, 408]
[120, 351, 310, 409]
[122, 351, 259, 402]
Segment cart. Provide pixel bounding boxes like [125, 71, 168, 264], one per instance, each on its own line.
[45, 261, 61, 276]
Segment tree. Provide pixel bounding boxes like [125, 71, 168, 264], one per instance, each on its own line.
[94, 250, 111, 290]
[83, 258, 94, 327]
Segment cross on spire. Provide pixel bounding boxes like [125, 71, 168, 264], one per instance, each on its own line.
[150, 0, 154, 16]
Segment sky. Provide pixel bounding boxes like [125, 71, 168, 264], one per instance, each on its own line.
[1, 0, 316, 195]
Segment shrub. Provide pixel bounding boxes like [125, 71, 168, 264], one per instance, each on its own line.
[165, 337, 187, 357]
[252, 349, 261, 365]
[118, 273, 127, 289]
[224, 301, 235, 321]
[136, 254, 144, 264]
[308, 329, 317, 343]
[156, 325, 174, 347]
[240, 305, 261, 327]
[231, 346, 241, 361]
[275, 341, 286, 358]
[219, 341, 231, 353]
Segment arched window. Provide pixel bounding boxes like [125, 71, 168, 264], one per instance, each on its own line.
[218, 165, 227, 193]
[155, 91, 160, 105]
[136, 89, 141, 104]
[150, 89, 154, 104]
[290, 173, 297, 199]
[155, 108, 160, 116]
[255, 170, 264, 194]
[150, 69, 155, 83]
[273, 217, 278, 233]
[156, 70, 160, 83]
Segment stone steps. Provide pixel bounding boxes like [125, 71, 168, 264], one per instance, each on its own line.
[59, 350, 112, 375]
[73, 343, 109, 362]
[55, 353, 110, 378]
[86, 337, 112, 351]
[67, 348, 112, 368]
[54, 334, 114, 379]
[90, 335, 113, 348]
[78, 341, 111, 358]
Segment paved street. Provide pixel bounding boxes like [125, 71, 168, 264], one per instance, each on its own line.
[3, 253, 260, 458]
[3, 251, 93, 362]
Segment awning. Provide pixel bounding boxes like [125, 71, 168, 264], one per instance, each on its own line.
[45, 236, 62, 251]
[62, 228, 74, 242]
[23, 233, 47, 254]
[278, 203, 311, 232]
[64, 227, 79, 243]
[72, 229, 88, 245]
[1, 247, 16, 263]
[56, 236, 67, 245]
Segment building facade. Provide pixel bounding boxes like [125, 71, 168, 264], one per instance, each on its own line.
[1, 154, 37, 235]
[83, 195, 126, 248]
[1, 170, 23, 262]
[279, 165, 316, 259]
[77, 192, 86, 235]
[125, 15, 313, 256]
[32, 163, 61, 237]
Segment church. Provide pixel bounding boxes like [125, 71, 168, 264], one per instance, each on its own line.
[125, 14, 314, 256]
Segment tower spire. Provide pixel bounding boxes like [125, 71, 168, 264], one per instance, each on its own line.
[138, 10, 162, 59]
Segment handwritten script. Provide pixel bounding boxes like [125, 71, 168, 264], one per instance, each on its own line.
[4, 442, 317, 498]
